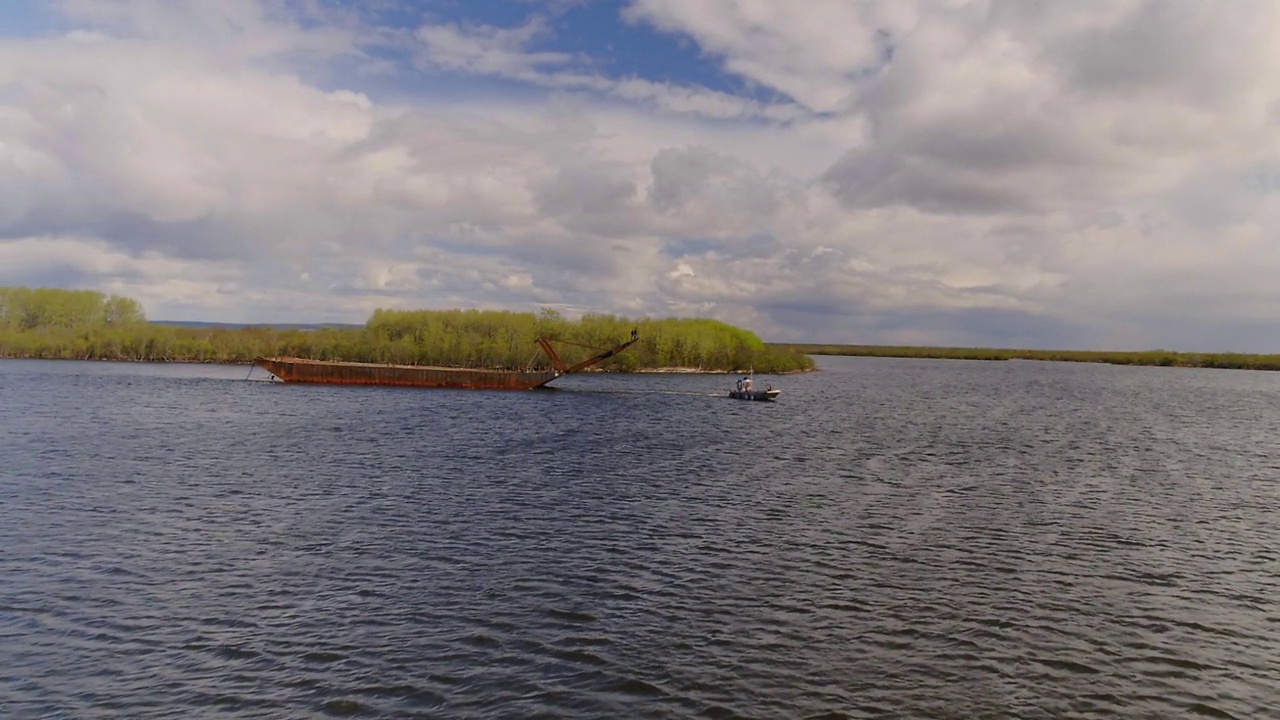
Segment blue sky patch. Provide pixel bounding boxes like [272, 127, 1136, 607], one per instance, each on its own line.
[340, 0, 782, 105]
[0, 2, 59, 38]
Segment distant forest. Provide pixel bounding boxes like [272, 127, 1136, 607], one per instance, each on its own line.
[776, 343, 1280, 371]
[0, 287, 815, 373]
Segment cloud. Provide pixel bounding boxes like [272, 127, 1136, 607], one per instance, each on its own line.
[54, 0, 356, 59]
[412, 15, 805, 120]
[416, 18, 573, 77]
[625, 0, 907, 113]
[0, 235, 249, 318]
[2, 0, 1280, 350]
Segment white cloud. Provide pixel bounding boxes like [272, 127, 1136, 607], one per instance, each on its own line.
[413, 16, 806, 121]
[416, 18, 573, 77]
[625, 0, 909, 113]
[54, 0, 355, 59]
[3, 1, 1280, 350]
[0, 235, 247, 318]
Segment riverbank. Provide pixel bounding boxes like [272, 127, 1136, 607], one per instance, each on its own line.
[769, 343, 1280, 371]
[0, 355, 819, 375]
[1, 288, 814, 374]
[627, 366, 816, 375]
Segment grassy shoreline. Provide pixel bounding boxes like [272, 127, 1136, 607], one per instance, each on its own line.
[770, 343, 1280, 371]
[15, 337, 1277, 374]
[0, 354, 817, 375]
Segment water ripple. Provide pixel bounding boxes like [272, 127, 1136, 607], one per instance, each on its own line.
[2, 357, 1279, 718]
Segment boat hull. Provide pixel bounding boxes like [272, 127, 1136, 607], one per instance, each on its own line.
[254, 357, 560, 390]
[728, 389, 780, 401]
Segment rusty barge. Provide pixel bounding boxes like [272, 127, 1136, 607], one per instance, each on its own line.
[253, 330, 638, 390]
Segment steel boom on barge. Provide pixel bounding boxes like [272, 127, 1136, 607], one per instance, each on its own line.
[253, 330, 638, 390]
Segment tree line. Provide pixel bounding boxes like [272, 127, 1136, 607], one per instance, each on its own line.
[775, 343, 1280, 371]
[1, 287, 145, 330]
[0, 287, 814, 373]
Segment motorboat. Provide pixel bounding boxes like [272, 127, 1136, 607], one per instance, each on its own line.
[728, 387, 780, 401]
[729, 374, 779, 401]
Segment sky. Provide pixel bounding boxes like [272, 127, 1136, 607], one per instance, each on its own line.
[2, 0, 1280, 350]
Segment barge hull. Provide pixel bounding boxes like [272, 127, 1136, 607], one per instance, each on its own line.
[254, 357, 559, 390]
[253, 330, 638, 391]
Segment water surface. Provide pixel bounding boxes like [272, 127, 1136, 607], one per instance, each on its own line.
[2, 356, 1278, 718]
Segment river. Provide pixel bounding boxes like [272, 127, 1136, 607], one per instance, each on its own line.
[1, 355, 1277, 718]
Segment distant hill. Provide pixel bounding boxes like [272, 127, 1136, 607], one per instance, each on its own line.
[149, 320, 363, 330]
